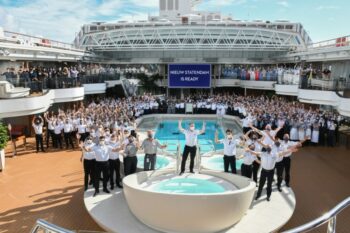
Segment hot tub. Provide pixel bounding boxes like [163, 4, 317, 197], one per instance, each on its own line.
[123, 170, 256, 233]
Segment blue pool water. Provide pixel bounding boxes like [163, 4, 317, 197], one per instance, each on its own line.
[155, 120, 225, 153]
[137, 155, 170, 169]
[152, 177, 227, 194]
[204, 156, 243, 171]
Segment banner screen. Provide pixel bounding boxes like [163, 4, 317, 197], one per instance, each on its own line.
[168, 64, 211, 88]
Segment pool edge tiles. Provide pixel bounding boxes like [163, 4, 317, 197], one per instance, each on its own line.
[140, 173, 238, 195]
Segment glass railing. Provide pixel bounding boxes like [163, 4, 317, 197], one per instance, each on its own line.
[299, 77, 350, 92]
[3, 30, 81, 52]
[0, 73, 121, 95]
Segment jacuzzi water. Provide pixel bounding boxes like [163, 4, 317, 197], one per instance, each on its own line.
[137, 155, 170, 169]
[155, 120, 226, 153]
[142, 174, 237, 194]
[203, 156, 244, 171]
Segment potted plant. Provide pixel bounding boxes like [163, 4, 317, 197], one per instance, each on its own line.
[0, 121, 9, 171]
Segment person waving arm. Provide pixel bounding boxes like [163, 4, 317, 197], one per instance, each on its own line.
[199, 121, 206, 135]
[178, 119, 185, 133]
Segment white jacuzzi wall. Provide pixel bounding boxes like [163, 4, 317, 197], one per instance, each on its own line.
[123, 169, 255, 233]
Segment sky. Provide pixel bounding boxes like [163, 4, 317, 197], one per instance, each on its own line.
[0, 0, 348, 43]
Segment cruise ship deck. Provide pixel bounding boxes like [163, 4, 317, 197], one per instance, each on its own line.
[0, 139, 349, 233]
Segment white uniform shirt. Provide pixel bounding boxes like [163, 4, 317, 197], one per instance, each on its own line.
[77, 124, 86, 134]
[281, 140, 298, 157]
[83, 143, 95, 160]
[32, 123, 43, 134]
[183, 130, 200, 147]
[47, 120, 54, 130]
[273, 146, 284, 163]
[63, 123, 73, 133]
[262, 130, 277, 146]
[93, 145, 110, 162]
[260, 152, 278, 170]
[242, 151, 256, 165]
[218, 138, 239, 156]
[242, 117, 251, 128]
[108, 141, 120, 160]
[54, 124, 63, 134]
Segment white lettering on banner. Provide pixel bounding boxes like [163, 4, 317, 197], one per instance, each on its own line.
[180, 77, 199, 81]
[170, 70, 210, 75]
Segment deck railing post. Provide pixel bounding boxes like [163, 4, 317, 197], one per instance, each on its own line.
[327, 216, 336, 233]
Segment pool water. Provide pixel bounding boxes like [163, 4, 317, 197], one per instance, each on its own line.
[155, 120, 225, 153]
[152, 177, 227, 194]
[203, 156, 244, 171]
[137, 155, 170, 170]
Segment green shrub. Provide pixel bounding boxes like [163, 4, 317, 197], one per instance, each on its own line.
[0, 122, 9, 150]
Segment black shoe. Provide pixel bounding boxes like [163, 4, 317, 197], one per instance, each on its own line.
[93, 191, 99, 197]
[190, 171, 195, 174]
[179, 172, 184, 175]
[103, 188, 110, 194]
[255, 195, 261, 200]
[278, 187, 282, 192]
[110, 186, 114, 190]
[267, 197, 271, 202]
[89, 180, 93, 186]
[117, 184, 123, 189]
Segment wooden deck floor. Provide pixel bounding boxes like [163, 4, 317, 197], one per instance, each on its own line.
[0, 139, 349, 233]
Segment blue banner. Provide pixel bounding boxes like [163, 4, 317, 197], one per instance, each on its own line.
[168, 64, 211, 88]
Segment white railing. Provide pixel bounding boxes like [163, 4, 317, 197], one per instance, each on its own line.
[307, 35, 350, 50]
[196, 145, 202, 173]
[283, 197, 350, 233]
[30, 219, 75, 233]
[3, 30, 81, 51]
[176, 143, 181, 174]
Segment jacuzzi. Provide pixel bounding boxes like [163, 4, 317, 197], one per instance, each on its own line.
[123, 169, 256, 233]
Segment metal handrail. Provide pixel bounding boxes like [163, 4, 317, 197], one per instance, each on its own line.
[283, 197, 350, 233]
[176, 143, 181, 174]
[31, 219, 75, 233]
[196, 144, 202, 173]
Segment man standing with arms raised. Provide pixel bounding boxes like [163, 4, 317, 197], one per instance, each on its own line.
[141, 130, 167, 171]
[178, 120, 206, 175]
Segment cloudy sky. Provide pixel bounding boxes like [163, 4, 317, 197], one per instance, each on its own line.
[0, 0, 348, 43]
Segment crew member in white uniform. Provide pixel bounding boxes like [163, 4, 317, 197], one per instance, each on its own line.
[281, 134, 307, 187]
[178, 120, 206, 174]
[93, 136, 111, 196]
[53, 120, 64, 149]
[246, 145, 296, 201]
[44, 112, 55, 148]
[237, 143, 259, 178]
[80, 136, 95, 191]
[32, 115, 45, 153]
[215, 129, 239, 174]
[63, 119, 74, 149]
[108, 134, 123, 189]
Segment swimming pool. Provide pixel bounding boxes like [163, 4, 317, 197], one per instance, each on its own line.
[155, 120, 226, 153]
